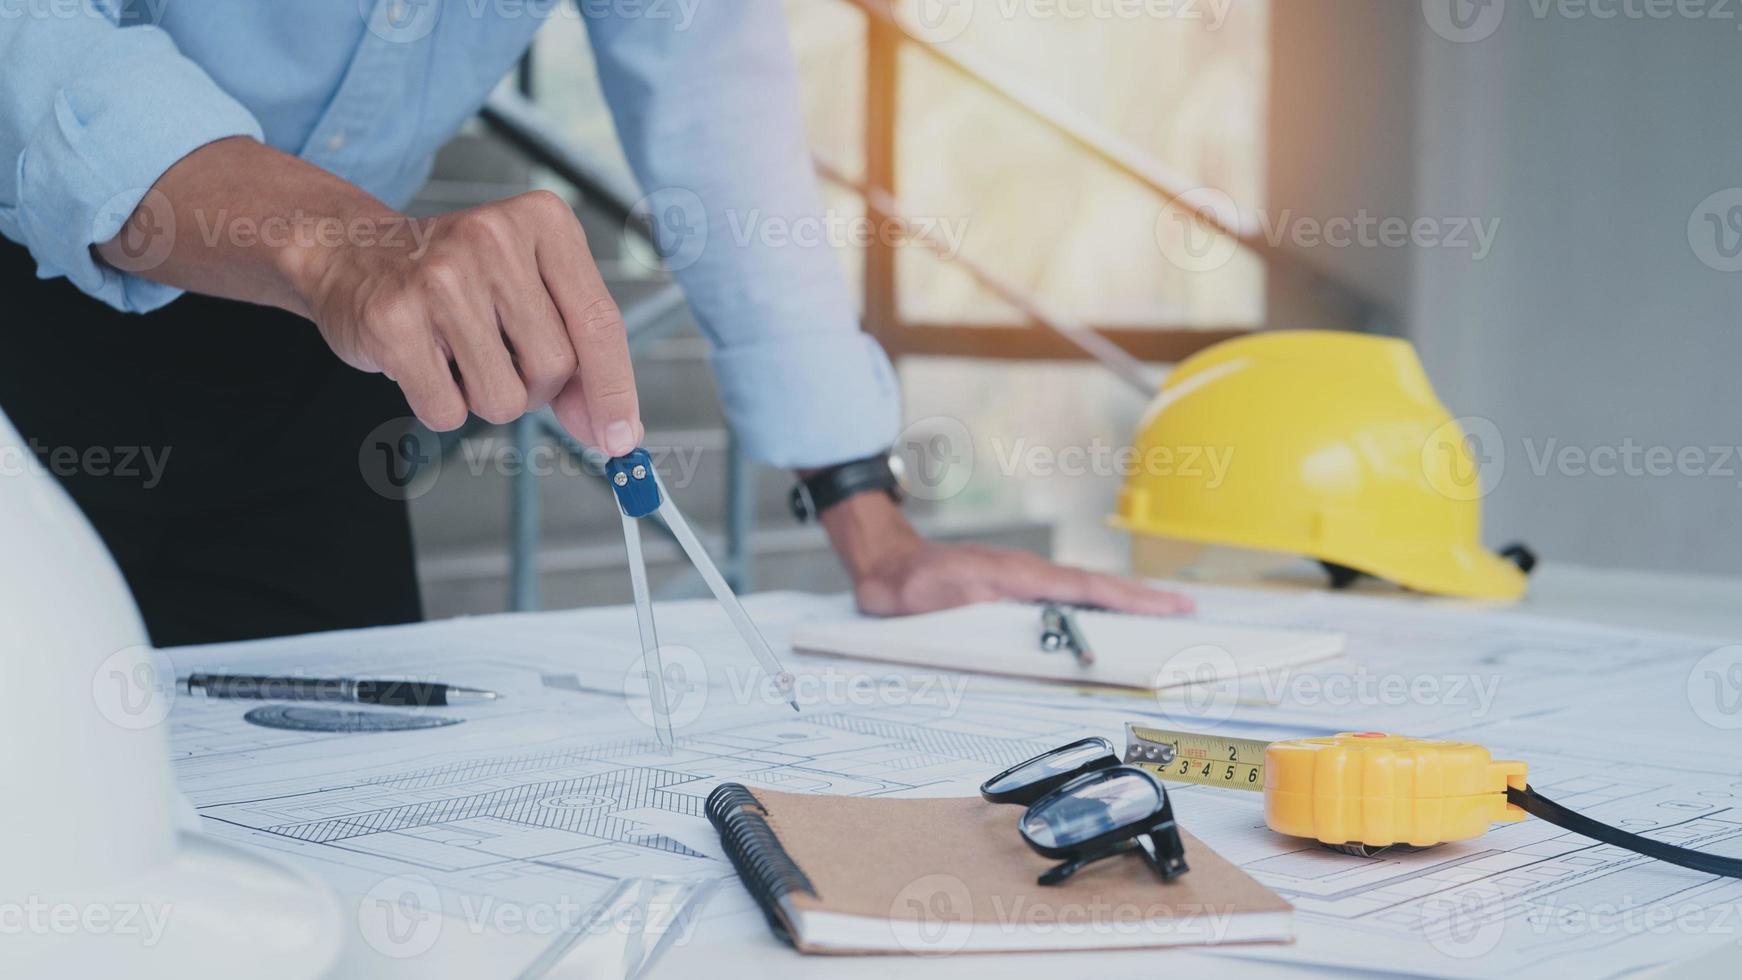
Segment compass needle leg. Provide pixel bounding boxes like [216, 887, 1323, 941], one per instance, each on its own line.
[606, 450, 801, 736]
[620, 503, 672, 748]
[654, 471, 798, 709]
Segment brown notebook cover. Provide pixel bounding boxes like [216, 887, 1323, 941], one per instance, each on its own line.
[706, 783, 1293, 955]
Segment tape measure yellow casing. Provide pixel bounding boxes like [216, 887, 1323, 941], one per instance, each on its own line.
[1126, 726, 1530, 848]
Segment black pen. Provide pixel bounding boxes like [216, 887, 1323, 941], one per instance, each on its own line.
[182, 673, 500, 707]
[1038, 603, 1095, 667]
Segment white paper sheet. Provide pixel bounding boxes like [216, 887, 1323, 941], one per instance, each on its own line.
[165, 587, 1742, 978]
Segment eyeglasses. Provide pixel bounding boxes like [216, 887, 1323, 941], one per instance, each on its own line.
[981, 738, 1189, 886]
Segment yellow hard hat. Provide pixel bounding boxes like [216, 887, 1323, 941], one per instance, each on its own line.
[1114, 330, 1530, 600]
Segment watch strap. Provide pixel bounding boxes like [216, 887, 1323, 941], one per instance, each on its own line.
[789, 453, 902, 523]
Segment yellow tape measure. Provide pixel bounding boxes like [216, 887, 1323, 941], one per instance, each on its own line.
[1125, 724, 1529, 849]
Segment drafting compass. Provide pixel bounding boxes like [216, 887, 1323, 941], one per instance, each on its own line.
[608, 449, 798, 746]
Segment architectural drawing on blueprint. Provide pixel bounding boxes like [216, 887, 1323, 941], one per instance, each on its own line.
[183, 699, 1085, 916]
[167, 590, 1742, 977]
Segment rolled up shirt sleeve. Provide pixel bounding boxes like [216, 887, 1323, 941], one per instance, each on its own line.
[0, 8, 262, 313]
[584, 0, 901, 470]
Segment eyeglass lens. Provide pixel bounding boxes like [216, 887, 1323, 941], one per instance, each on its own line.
[1020, 769, 1164, 849]
[983, 738, 1113, 796]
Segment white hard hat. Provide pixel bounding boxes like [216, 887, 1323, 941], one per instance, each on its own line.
[0, 411, 341, 977]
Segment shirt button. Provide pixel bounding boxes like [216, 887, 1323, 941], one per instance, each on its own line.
[388, 0, 408, 22]
[325, 133, 347, 153]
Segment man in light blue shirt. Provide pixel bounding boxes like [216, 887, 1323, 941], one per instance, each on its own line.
[0, 0, 1185, 643]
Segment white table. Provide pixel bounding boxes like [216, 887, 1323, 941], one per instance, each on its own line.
[223, 562, 1742, 979]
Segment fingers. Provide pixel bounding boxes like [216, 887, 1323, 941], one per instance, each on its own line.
[323, 194, 628, 438]
[550, 376, 597, 452]
[425, 261, 527, 425]
[390, 340, 469, 433]
[370, 302, 468, 432]
[987, 550, 1194, 615]
[1080, 573, 1196, 616]
[494, 284, 575, 411]
[527, 192, 642, 455]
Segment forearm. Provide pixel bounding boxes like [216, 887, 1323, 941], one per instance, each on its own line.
[95, 137, 641, 446]
[812, 488, 924, 581]
[94, 137, 397, 318]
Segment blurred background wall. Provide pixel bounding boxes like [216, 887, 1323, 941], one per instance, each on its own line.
[1407, 5, 1742, 576]
[1260, 0, 1742, 576]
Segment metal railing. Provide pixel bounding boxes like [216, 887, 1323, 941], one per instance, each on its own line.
[846, 0, 1392, 372]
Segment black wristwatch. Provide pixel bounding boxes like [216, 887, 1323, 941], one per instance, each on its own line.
[789, 452, 906, 523]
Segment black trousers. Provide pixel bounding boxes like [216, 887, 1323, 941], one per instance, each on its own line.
[0, 242, 423, 647]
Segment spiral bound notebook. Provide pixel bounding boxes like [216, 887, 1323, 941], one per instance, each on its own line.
[789, 601, 1344, 690]
[705, 783, 1293, 955]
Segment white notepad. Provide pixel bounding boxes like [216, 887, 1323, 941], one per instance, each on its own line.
[790, 601, 1344, 690]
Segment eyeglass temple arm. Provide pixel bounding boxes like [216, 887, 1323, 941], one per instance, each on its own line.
[1036, 822, 1191, 886]
[1141, 819, 1190, 881]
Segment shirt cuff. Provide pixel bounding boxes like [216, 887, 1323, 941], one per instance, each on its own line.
[710, 331, 903, 469]
[2, 28, 262, 314]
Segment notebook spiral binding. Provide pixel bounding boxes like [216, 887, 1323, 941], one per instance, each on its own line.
[705, 782, 816, 945]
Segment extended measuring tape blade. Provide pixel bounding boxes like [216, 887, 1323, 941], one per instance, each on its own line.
[1124, 723, 1269, 792]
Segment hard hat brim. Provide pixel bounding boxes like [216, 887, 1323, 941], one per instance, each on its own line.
[1114, 517, 1529, 601]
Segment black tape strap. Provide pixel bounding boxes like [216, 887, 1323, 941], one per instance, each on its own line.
[1509, 786, 1742, 879]
[704, 783, 817, 945]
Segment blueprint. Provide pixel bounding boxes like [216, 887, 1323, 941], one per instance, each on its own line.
[165, 588, 1742, 978]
